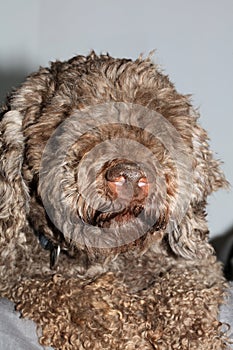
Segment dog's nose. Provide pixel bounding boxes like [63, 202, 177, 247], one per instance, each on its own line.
[105, 161, 149, 200]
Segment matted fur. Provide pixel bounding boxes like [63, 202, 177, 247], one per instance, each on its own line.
[0, 52, 230, 349]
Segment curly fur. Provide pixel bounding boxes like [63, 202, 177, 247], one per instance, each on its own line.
[0, 51, 230, 349]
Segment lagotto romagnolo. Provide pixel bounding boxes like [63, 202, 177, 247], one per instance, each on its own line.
[0, 52, 230, 349]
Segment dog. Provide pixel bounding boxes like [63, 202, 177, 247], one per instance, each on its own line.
[0, 51, 230, 349]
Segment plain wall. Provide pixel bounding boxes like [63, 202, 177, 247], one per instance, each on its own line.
[0, 0, 232, 238]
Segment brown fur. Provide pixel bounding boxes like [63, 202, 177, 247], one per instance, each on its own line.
[0, 51, 230, 349]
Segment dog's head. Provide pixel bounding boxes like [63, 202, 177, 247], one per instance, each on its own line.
[0, 52, 228, 261]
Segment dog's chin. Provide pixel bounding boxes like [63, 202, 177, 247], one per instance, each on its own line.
[86, 205, 145, 228]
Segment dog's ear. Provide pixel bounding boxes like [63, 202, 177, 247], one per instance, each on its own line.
[0, 64, 55, 235]
[0, 110, 29, 244]
[168, 114, 228, 260]
[0, 65, 57, 283]
[191, 121, 228, 200]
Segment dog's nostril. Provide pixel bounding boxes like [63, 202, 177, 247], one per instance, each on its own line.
[138, 177, 148, 187]
[108, 175, 126, 187]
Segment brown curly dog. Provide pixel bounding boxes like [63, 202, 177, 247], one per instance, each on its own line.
[0, 52, 230, 349]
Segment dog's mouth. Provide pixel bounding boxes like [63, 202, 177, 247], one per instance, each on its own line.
[87, 203, 145, 228]
[76, 159, 156, 229]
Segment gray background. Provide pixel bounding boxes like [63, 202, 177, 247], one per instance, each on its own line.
[0, 0, 232, 238]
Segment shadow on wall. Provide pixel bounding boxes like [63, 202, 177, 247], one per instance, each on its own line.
[0, 67, 29, 105]
[211, 226, 233, 281]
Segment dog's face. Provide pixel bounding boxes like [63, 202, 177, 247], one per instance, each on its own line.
[37, 100, 195, 255]
[1, 52, 227, 260]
